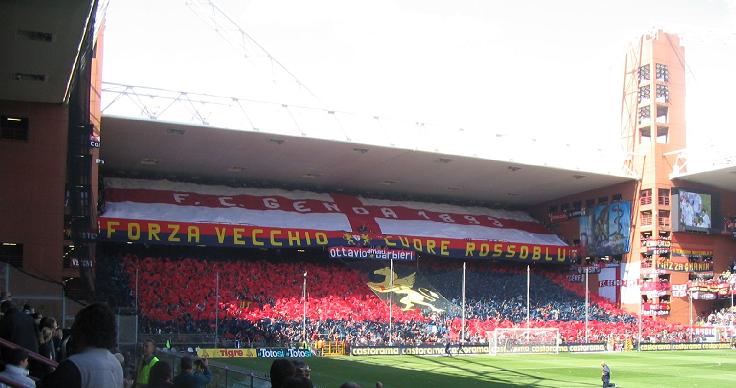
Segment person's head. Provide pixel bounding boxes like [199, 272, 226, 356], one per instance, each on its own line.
[340, 383, 362, 388]
[601, 361, 607, 367]
[70, 303, 116, 350]
[293, 360, 311, 380]
[1, 300, 14, 314]
[375, 383, 384, 388]
[180, 356, 194, 372]
[40, 317, 58, 330]
[22, 304, 32, 314]
[143, 339, 156, 357]
[40, 326, 54, 344]
[149, 360, 172, 385]
[4, 348, 29, 369]
[270, 359, 296, 388]
[283, 376, 314, 388]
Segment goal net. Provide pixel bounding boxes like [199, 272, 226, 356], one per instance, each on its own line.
[487, 328, 560, 355]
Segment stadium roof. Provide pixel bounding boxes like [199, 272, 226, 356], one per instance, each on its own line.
[101, 115, 635, 206]
[672, 165, 736, 193]
[0, 0, 97, 103]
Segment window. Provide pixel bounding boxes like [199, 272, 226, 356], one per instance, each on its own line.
[638, 85, 651, 104]
[598, 196, 609, 204]
[0, 243, 23, 267]
[638, 106, 651, 125]
[1, 116, 29, 141]
[658, 210, 670, 228]
[656, 84, 669, 103]
[640, 127, 651, 144]
[656, 106, 668, 124]
[655, 63, 669, 82]
[573, 201, 582, 211]
[560, 203, 570, 211]
[658, 189, 670, 206]
[638, 64, 651, 82]
[640, 189, 652, 205]
[585, 199, 595, 209]
[641, 210, 652, 226]
[548, 205, 558, 214]
[612, 193, 623, 201]
[656, 127, 669, 144]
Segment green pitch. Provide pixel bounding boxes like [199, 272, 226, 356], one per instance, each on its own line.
[222, 350, 736, 387]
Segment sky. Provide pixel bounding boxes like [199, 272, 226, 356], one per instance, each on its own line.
[101, 0, 736, 174]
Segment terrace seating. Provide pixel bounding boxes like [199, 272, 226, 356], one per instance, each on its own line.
[99, 253, 684, 345]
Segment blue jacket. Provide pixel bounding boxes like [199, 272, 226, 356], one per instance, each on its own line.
[173, 369, 212, 388]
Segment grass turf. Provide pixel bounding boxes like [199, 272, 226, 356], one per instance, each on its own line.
[221, 350, 736, 388]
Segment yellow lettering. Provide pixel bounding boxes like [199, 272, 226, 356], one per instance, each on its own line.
[384, 237, 397, 247]
[128, 222, 141, 240]
[479, 243, 490, 257]
[315, 232, 328, 245]
[399, 236, 410, 248]
[426, 239, 437, 254]
[532, 247, 541, 260]
[557, 248, 566, 262]
[544, 247, 553, 261]
[519, 245, 529, 259]
[465, 242, 476, 256]
[440, 240, 450, 256]
[233, 228, 245, 245]
[106, 221, 120, 238]
[251, 228, 264, 246]
[270, 230, 283, 247]
[147, 223, 161, 241]
[215, 227, 227, 244]
[187, 226, 200, 243]
[167, 224, 181, 242]
[305, 232, 312, 245]
[287, 231, 301, 246]
[506, 244, 516, 258]
[412, 239, 423, 251]
[493, 243, 503, 257]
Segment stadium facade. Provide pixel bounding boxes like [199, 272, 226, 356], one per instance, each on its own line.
[0, 0, 734, 330]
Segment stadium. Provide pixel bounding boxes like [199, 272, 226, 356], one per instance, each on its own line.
[1, 1, 736, 387]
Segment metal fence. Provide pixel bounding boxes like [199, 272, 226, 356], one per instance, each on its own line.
[155, 351, 271, 388]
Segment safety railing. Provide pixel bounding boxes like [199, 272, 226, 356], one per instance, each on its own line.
[155, 350, 271, 388]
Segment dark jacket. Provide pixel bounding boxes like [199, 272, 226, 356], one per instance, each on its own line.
[173, 369, 212, 388]
[0, 308, 39, 353]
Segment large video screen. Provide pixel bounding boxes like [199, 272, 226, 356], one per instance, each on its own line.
[676, 190, 712, 232]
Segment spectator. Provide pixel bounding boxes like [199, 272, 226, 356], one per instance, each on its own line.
[148, 361, 174, 388]
[0, 301, 39, 353]
[38, 326, 56, 360]
[39, 303, 124, 388]
[270, 359, 296, 388]
[135, 339, 160, 387]
[283, 376, 313, 388]
[0, 348, 35, 388]
[173, 356, 211, 388]
[293, 360, 311, 380]
[340, 383, 362, 388]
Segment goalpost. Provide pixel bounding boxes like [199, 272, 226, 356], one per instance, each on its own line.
[487, 328, 560, 355]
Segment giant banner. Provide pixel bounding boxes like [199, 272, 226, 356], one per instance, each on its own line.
[350, 343, 606, 356]
[98, 179, 573, 263]
[579, 201, 631, 257]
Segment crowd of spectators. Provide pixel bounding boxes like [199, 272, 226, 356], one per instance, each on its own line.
[0, 297, 125, 388]
[99, 253, 700, 346]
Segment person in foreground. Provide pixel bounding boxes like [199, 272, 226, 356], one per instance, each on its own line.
[0, 348, 35, 388]
[173, 356, 211, 388]
[39, 303, 124, 388]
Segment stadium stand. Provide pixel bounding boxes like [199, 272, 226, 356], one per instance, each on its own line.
[97, 252, 689, 346]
